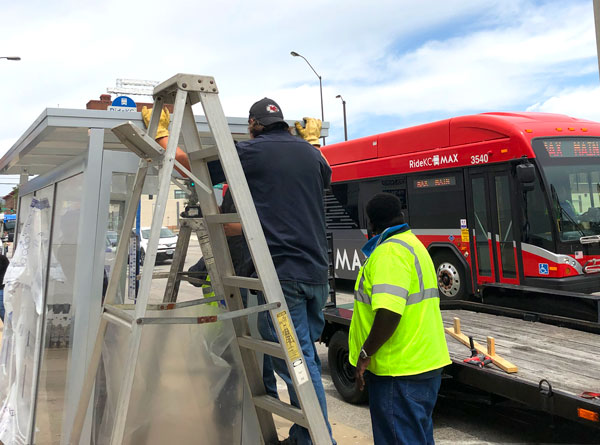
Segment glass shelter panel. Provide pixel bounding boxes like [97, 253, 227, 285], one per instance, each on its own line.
[0, 185, 53, 445]
[33, 175, 83, 445]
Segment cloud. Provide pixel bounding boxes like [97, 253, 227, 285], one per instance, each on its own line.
[0, 0, 597, 157]
[527, 86, 600, 121]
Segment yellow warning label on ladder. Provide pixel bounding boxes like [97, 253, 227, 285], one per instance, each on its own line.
[277, 311, 301, 362]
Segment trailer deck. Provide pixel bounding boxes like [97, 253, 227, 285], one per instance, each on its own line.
[442, 309, 600, 426]
[322, 300, 600, 427]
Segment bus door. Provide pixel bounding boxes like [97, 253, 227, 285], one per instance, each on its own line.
[466, 166, 520, 287]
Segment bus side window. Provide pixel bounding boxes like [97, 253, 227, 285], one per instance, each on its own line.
[408, 172, 465, 229]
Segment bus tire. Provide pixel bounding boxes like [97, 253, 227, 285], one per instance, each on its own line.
[139, 248, 145, 265]
[328, 330, 368, 404]
[433, 251, 466, 300]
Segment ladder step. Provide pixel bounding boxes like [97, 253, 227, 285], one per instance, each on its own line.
[111, 122, 165, 161]
[136, 302, 280, 325]
[188, 147, 220, 162]
[222, 276, 264, 291]
[102, 312, 133, 331]
[237, 335, 285, 359]
[204, 213, 241, 224]
[253, 395, 308, 428]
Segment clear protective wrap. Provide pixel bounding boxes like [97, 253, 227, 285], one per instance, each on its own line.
[0, 198, 65, 445]
[95, 303, 246, 445]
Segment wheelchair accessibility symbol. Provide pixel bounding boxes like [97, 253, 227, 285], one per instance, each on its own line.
[538, 263, 549, 275]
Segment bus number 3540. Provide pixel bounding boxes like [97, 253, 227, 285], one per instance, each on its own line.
[471, 154, 489, 164]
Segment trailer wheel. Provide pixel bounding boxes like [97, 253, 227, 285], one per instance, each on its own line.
[328, 330, 368, 404]
[434, 251, 466, 300]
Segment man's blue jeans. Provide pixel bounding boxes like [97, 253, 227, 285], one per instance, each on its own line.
[367, 372, 441, 445]
[258, 281, 335, 445]
[0, 289, 5, 322]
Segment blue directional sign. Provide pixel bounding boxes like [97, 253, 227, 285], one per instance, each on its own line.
[108, 96, 137, 112]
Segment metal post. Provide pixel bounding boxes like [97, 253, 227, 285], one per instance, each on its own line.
[318, 76, 325, 146]
[595, 0, 600, 82]
[291, 51, 326, 145]
[336, 95, 348, 141]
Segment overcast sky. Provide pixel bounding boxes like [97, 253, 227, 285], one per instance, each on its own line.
[0, 0, 599, 195]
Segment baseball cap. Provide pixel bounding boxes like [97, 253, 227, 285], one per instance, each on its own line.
[248, 98, 287, 126]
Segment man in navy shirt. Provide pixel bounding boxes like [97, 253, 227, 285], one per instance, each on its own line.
[221, 99, 334, 444]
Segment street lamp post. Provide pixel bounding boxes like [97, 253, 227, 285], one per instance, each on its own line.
[0, 57, 21, 61]
[290, 51, 326, 145]
[336, 95, 348, 141]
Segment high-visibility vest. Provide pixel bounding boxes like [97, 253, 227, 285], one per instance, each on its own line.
[349, 229, 451, 376]
[202, 275, 226, 309]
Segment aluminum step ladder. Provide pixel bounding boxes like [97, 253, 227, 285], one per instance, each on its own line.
[68, 73, 332, 445]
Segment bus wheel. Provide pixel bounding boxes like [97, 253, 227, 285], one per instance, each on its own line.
[328, 330, 368, 404]
[139, 249, 145, 265]
[434, 252, 466, 300]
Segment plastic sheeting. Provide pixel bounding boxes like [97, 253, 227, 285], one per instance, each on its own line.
[94, 303, 249, 445]
[0, 198, 65, 445]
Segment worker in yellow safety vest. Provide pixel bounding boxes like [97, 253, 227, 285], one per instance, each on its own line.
[349, 193, 451, 445]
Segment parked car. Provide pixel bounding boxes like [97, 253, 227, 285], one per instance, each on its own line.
[139, 227, 178, 264]
[106, 230, 118, 247]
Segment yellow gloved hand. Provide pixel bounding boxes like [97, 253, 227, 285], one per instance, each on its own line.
[295, 117, 322, 147]
[141, 106, 170, 139]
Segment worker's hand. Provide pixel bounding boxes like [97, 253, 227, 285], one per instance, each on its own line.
[295, 117, 322, 147]
[354, 356, 370, 392]
[141, 106, 170, 139]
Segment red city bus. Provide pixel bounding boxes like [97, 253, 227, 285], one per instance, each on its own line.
[321, 112, 600, 320]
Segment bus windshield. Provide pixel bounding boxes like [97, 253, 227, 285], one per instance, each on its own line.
[534, 138, 600, 242]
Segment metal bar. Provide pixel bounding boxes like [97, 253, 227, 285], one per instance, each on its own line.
[104, 304, 134, 324]
[163, 224, 191, 303]
[188, 146, 219, 162]
[113, 296, 222, 312]
[237, 335, 286, 359]
[103, 312, 133, 331]
[222, 275, 264, 291]
[253, 395, 308, 427]
[204, 213, 241, 224]
[136, 302, 280, 325]
[68, 317, 108, 444]
[109, 89, 189, 445]
[173, 160, 212, 195]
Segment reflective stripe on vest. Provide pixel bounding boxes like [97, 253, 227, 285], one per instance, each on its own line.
[354, 237, 438, 306]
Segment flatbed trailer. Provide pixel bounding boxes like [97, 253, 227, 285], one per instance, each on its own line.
[321, 299, 600, 429]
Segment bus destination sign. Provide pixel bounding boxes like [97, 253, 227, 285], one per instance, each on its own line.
[543, 139, 600, 158]
[414, 176, 456, 189]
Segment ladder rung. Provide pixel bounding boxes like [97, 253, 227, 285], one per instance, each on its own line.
[188, 147, 219, 162]
[102, 312, 133, 331]
[104, 304, 134, 323]
[136, 302, 280, 325]
[253, 395, 308, 428]
[222, 276, 264, 291]
[111, 122, 165, 161]
[204, 213, 241, 224]
[237, 335, 285, 359]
